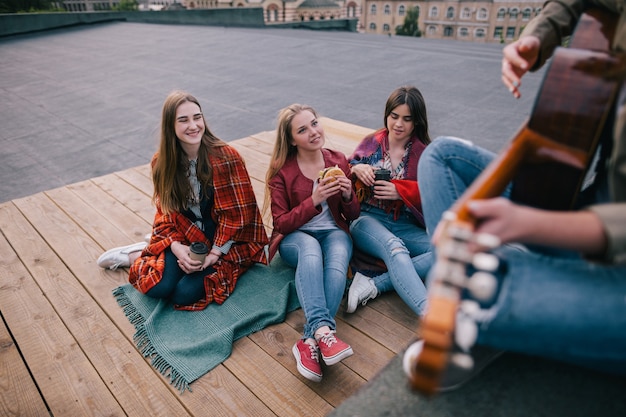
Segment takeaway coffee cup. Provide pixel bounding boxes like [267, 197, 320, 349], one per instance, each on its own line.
[189, 242, 209, 262]
[374, 169, 391, 182]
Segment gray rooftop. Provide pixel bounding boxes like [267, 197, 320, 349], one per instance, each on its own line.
[1, 21, 624, 416]
[0, 21, 542, 203]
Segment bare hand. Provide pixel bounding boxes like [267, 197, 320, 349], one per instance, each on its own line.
[351, 164, 375, 187]
[501, 35, 540, 99]
[334, 175, 354, 200]
[171, 241, 216, 273]
[373, 180, 400, 200]
[467, 198, 524, 243]
[312, 176, 342, 206]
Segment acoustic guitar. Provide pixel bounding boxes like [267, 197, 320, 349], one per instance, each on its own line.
[403, 8, 624, 395]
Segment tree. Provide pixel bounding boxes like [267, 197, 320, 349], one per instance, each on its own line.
[396, 7, 422, 37]
[113, 0, 138, 11]
[0, 0, 54, 12]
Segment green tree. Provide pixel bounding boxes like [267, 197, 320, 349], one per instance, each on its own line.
[396, 7, 422, 37]
[0, 0, 54, 13]
[113, 0, 138, 11]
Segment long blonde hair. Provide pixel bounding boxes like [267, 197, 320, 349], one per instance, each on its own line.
[152, 90, 227, 215]
[263, 103, 318, 217]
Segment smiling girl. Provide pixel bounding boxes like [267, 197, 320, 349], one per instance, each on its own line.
[97, 90, 268, 310]
[265, 104, 360, 382]
[347, 86, 433, 316]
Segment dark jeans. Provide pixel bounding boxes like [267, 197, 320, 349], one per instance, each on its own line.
[145, 248, 215, 305]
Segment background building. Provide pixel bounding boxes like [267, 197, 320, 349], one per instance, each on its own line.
[55, 0, 543, 44]
[362, 0, 544, 42]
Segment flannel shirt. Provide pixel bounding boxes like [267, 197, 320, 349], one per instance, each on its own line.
[129, 145, 269, 310]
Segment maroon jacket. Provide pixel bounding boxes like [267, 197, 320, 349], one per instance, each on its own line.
[268, 148, 361, 260]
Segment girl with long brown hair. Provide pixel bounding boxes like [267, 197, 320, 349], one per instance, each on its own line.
[98, 91, 268, 310]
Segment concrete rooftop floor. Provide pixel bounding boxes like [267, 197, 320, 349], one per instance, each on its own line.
[0, 21, 543, 203]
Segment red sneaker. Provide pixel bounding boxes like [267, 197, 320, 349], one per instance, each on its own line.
[292, 340, 323, 382]
[317, 331, 353, 365]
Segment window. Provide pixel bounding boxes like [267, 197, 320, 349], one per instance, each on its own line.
[494, 26, 503, 38]
[478, 8, 487, 20]
[497, 8, 506, 19]
[384, 4, 390, 15]
[459, 27, 468, 37]
[446, 7, 454, 19]
[369, 22, 377, 30]
[371, 4, 376, 15]
[509, 8, 519, 19]
[428, 25, 436, 35]
[429, 6, 438, 18]
[522, 8, 532, 20]
[461, 8, 470, 19]
[444, 26, 453, 37]
[399, 5, 405, 16]
[383, 23, 390, 32]
[506, 27, 515, 38]
[475, 28, 485, 38]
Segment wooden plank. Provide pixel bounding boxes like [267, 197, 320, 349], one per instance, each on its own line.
[23, 193, 276, 416]
[0, 313, 49, 417]
[50, 182, 150, 249]
[224, 337, 334, 417]
[0, 203, 126, 416]
[90, 174, 155, 225]
[284, 309, 396, 381]
[249, 321, 366, 406]
[115, 168, 154, 198]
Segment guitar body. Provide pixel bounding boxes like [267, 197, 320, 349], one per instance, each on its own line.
[404, 8, 624, 395]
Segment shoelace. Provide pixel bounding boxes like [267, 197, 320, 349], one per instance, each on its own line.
[306, 342, 319, 361]
[318, 332, 337, 348]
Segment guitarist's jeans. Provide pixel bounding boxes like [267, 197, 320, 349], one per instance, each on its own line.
[418, 136, 626, 375]
[350, 205, 432, 315]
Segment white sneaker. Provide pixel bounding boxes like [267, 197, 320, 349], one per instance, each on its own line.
[97, 242, 147, 270]
[346, 272, 378, 313]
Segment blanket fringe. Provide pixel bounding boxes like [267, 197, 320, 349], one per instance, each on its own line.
[112, 286, 192, 393]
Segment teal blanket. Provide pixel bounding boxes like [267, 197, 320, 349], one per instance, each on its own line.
[112, 255, 299, 393]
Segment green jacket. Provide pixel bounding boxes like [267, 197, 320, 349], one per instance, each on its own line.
[523, 0, 626, 263]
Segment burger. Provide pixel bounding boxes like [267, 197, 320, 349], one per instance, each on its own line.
[318, 165, 345, 182]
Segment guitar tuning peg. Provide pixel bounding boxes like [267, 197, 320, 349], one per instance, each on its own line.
[474, 232, 501, 249]
[402, 340, 424, 379]
[472, 252, 499, 272]
[451, 351, 474, 370]
[467, 271, 498, 302]
[455, 313, 478, 351]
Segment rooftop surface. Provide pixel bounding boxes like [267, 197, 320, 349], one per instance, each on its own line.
[0, 21, 542, 203]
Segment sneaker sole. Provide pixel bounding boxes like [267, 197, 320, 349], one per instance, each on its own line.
[292, 345, 322, 382]
[321, 346, 354, 366]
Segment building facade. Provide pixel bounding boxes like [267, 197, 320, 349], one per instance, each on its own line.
[362, 0, 544, 42]
[56, 0, 542, 44]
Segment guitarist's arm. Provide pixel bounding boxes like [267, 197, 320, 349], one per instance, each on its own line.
[464, 198, 608, 257]
[502, 0, 623, 98]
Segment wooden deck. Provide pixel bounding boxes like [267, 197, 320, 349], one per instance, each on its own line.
[0, 118, 420, 417]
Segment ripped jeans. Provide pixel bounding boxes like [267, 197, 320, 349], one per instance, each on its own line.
[350, 205, 432, 315]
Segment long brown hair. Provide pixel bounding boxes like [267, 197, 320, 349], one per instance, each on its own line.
[152, 90, 227, 215]
[263, 103, 318, 217]
[384, 85, 431, 145]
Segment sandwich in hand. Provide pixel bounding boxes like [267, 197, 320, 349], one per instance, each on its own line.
[318, 165, 345, 182]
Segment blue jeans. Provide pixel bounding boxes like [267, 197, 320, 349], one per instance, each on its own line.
[145, 248, 215, 305]
[349, 206, 432, 315]
[418, 136, 626, 375]
[279, 229, 352, 340]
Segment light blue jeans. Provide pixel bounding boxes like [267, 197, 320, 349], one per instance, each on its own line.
[418, 136, 626, 375]
[279, 229, 352, 340]
[349, 206, 432, 315]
